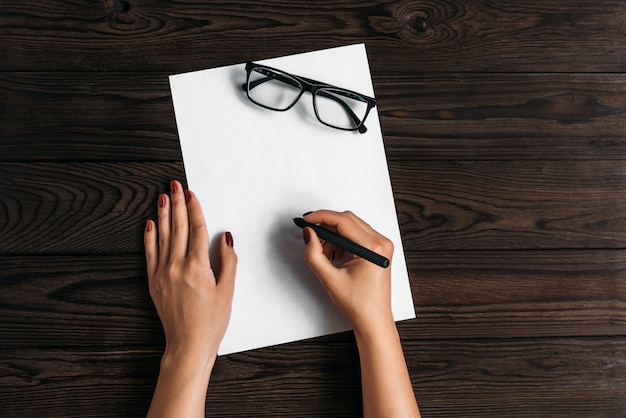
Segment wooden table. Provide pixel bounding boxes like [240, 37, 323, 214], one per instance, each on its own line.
[2, 1, 626, 416]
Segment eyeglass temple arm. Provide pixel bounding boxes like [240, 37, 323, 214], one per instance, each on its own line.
[243, 73, 302, 92]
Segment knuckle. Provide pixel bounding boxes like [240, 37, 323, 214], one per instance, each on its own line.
[371, 236, 394, 255]
[304, 248, 318, 265]
[188, 255, 214, 280]
[172, 217, 187, 232]
[189, 222, 206, 235]
[170, 189, 184, 204]
[165, 263, 180, 279]
[384, 240, 395, 255]
[186, 258, 206, 276]
[148, 283, 160, 300]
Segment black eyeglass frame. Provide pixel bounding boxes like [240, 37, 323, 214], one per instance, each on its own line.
[243, 62, 377, 134]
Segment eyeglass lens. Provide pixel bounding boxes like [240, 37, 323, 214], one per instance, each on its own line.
[247, 66, 370, 131]
[314, 88, 369, 130]
[247, 67, 302, 110]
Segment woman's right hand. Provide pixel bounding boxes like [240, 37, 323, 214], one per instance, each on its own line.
[302, 210, 421, 418]
[301, 210, 395, 337]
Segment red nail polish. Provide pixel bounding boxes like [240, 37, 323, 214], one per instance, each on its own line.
[184, 190, 192, 202]
[158, 194, 166, 208]
[170, 180, 179, 194]
[146, 220, 153, 232]
[225, 231, 234, 247]
[303, 227, 311, 244]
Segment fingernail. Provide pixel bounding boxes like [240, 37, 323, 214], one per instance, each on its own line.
[184, 190, 192, 202]
[158, 194, 166, 208]
[225, 231, 234, 248]
[170, 180, 179, 194]
[302, 211, 313, 217]
[302, 227, 311, 244]
[146, 220, 153, 232]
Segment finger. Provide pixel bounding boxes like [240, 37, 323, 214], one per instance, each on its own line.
[321, 240, 335, 260]
[144, 219, 158, 280]
[157, 193, 171, 265]
[185, 190, 209, 261]
[332, 246, 347, 263]
[342, 210, 377, 234]
[304, 210, 370, 245]
[303, 227, 342, 294]
[169, 180, 189, 259]
[217, 231, 238, 296]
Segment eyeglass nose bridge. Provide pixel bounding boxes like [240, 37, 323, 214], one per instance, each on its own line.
[297, 76, 323, 95]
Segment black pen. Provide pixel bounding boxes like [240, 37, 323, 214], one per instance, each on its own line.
[293, 217, 390, 268]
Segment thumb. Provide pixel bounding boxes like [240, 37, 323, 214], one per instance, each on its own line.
[217, 231, 237, 294]
[303, 227, 339, 292]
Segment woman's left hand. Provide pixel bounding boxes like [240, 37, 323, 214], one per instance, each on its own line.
[144, 180, 237, 418]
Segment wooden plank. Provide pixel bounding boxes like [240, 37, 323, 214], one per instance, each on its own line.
[3, 160, 626, 253]
[1, 337, 625, 417]
[404, 337, 626, 417]
[1, 1, 626, 72]
[391, 160, 626, 250]
[379, 73, 626, 160]
[404, 250, 626, 339]
[1, 72, 625, 162]
[0, 348, 161, 417]
[0, 73, 181, 162]
[2, 1, 624, 416]
[0, 339, 362, 417]
[0, 255, 162, 349]
[0, 162, 183, 254]
[2, 251, 625, 347]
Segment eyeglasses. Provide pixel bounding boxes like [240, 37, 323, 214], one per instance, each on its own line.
[243, 62, 377, 133]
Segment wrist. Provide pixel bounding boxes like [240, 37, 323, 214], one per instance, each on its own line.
[148, 345, 217, 418]
[353, 314, 398, 347]
[161, 345, 217, 381]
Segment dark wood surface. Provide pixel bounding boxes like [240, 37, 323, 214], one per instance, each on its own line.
[1, 1, 626, 416]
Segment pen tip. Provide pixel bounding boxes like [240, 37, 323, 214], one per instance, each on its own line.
[293, 217, 305, 228]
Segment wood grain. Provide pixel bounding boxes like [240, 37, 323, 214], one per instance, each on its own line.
[2, 251, 625, 348]
[0, 73, 180, 162]
[2, 73, 626, 161]
[405, 337, 626, 417]
[391, 160, 626, 250]
[1, 338, 624, 417]
[0, 162, 183, 254]
[0, 255, 161, 349]
[405, 249, 626, 339]
[2, 1, 626, 72]
[2, 0, 626, 415]
[4, 160, 625, 253]
[0, 348, 160, 417]
[379, 73, 626, 160]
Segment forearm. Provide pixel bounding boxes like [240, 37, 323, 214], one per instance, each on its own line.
[147, 352, 215, 418]
[355, 322, 420, 418]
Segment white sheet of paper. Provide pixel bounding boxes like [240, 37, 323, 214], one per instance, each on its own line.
[170, 44, 415, 355]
